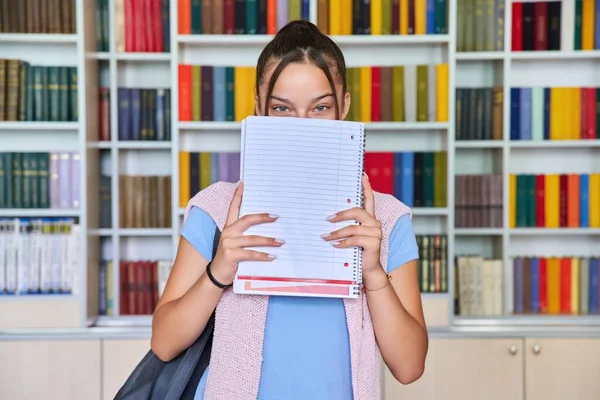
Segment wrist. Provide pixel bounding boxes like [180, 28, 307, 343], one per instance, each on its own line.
[206, 261, 235, 288]
[362, 266, 389, 291]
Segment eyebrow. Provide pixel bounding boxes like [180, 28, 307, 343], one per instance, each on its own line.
[270, 93, 334, 104]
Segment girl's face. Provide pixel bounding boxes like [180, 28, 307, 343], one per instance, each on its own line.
[256, 61, 350, 120]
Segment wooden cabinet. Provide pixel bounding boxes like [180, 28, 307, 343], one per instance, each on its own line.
[0, 339, 101, 400]
[525, 338, 600, 400]
[383, 338, 524, 400]
[102, 338, 151, 400]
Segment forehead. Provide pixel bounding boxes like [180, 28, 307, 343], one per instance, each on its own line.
[263, 61, 336, 94]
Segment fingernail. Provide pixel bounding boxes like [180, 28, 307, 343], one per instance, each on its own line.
[268, 214, 279, 219]
[326, 214, 336, 221]
[320, 233, 331, 239]
[267, 254, 277, 259]
[363, 172, 369, 180]
[329, 241, 341, 246]
[274, 239, 285, 244]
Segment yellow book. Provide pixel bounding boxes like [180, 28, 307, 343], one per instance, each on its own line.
[200, 152, 212, 190]
[572, 87, 581, 140]
[544, 174, 560, 228]
[341, 0, 352, 35]
[329, 0, 342, 35]
[582, 0, 595, 50]
[546, 257, 560, 314]
[400, 0, 408, 34]
[509, 174, 516, 227]
[192, 66, 202, 121]
[589, 173, 600, 227]
[414, 0, 426, 34]
[570, 257, 580, 314]
[247, 67, 257, 118]
[549, 87, 561, 140]
[234, 67, 247, 121]
[436, 63, 449, 122]
[179, 151, 190, 208]
[359, 67, 372, 122]
[371, 0, 383, 34]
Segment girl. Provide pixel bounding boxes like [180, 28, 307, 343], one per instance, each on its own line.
[151, 20, 428, 400]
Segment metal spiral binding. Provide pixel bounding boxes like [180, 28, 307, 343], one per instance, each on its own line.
[351, 123, 366, 296]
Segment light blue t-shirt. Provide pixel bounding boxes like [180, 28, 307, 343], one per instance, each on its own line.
[180, 206, 419, 400]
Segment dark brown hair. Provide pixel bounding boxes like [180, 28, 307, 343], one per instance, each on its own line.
[255, 20, 347, 119]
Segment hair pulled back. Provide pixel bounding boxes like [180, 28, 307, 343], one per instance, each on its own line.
[255, 20, 347, 119]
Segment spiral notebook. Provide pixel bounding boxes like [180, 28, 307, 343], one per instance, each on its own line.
[233, 116, 366, 299]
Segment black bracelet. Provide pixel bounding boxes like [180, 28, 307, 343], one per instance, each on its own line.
[206, 262, 233, 289]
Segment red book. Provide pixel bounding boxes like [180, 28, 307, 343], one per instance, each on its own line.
[364, 152, 394, 195]
[512, 3, 523, 51]
[539, 258, 547, 313]
[178, 65, 193, 121]
[371, 67, 381, 122]
[178, 0, 191, 34]
[560, 258, 571, 314]
[152, 0, 163, 52]
[587, 88, 597, 139]
[535, 174, 545, 227]
[559, 174, 568, 227]
[225, 0, 236, 34]
[266, 0, 277, 34]
[533, 2, 548, 50]
[125, 0, 135, 51]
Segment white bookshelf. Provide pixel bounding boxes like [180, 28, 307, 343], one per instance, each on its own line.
[1, 0, 599, 333]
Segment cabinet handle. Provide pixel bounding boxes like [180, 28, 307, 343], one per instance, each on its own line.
[532, 344, 541, 355]
[508, 344, 518, 355]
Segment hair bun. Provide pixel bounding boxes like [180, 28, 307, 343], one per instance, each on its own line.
[278, 20, 323, 37]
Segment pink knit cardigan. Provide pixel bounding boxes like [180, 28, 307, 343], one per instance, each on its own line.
[184, 181, 411, 400]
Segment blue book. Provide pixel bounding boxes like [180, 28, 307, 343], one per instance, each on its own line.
[510, 88, 520, 140]
[401, 152, 414, 207]
[213, 67, 226, 122]
[580, 174, 589, 227]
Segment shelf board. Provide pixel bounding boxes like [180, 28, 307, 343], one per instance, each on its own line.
[454, 315, 600, 327]
[0, 209, 80, 217]
[178, 121, 449, 131]
[87, 52, 171, 61]
[93, 315, 152, 327]
[0, 294, 79, 302]
[0, 33, 78, 44]
[119, 228, 173, 237]
[510, 228, 600, 235]
[510, 140, 600, 148]
[88, 229, 113, 236]
[455, 140, 504, 149]
[178, 34, 450, 46]
[455, 228, 503, 236]
[88, 141, 172, 149]
[510, 50, 600, 60]
[456, 52, 505, 61]
[0, 121, 79, 131]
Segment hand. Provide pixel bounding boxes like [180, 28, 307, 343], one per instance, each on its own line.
[210, 182, 284, 285]
[322, 174, 383, 275]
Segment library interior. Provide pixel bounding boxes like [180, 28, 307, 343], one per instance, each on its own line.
[1, 0, 600, 399]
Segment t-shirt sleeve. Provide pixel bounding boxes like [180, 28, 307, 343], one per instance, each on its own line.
[385, 214, 419, 274]
[179, 206, 217, 262]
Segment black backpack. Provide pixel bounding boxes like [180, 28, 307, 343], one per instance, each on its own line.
[113, 227, 220, 400]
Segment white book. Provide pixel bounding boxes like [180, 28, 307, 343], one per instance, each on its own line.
[234, 116, 365, 299]
[0, 219, 7, 293]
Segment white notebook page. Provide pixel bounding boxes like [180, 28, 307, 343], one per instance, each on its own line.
[237, 116, 365, 286]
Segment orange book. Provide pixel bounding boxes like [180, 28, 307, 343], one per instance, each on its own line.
[178, 65, 193, 121]
[178, 0, 191, 34]
[267, 0, 277, 34]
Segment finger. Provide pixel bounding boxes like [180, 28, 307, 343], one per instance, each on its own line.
[321, 225, 380, 241]
[328, 207, 377, 226]
[230, 212, 279, 233]
[229, 248, 277, 262]
[223, 235, 285, 249]
[362, 174, 375, 217]
[330, 236, 380, 249]
[224, 182, 244, 228]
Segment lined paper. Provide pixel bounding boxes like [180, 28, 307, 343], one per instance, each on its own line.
[234, 116, 365, 297]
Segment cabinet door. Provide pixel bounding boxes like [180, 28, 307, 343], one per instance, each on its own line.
[0, 339, 101, 400]
[102, 338, 151, 400]
[525, 338, 600, 400]
[383, 338, 524, 400]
